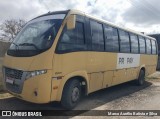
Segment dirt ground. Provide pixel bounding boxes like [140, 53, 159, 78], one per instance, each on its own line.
[72, 79, 160, 119]
[0, 76, 160, 119]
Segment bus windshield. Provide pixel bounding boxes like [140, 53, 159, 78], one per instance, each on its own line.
[7, 14, 66, 57]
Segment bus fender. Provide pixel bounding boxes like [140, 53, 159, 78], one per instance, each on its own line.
[56, 70, 89, 101]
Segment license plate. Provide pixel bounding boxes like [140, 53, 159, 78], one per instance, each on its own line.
[6, 77, 14, 84]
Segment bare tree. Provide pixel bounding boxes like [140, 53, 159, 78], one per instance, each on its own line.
[0, 19, 26, 42]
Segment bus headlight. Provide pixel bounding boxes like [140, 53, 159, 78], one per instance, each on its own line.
[26, 70, 47, 80]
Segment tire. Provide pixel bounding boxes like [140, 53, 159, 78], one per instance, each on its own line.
[136, 69, 145, 86]
[61, 79, 81, 109]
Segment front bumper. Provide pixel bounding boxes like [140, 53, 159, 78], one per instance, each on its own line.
[3, 67, 53, 103]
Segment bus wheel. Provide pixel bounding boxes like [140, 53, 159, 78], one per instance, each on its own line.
[136, 69, 145, 86]
[61, 79, 81, 109]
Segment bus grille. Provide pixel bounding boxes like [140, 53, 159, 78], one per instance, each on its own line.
[5, 67, 23, 79]
[4, 67, 24, 94]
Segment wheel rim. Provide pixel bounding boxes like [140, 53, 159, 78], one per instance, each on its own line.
[71, 87, 80, 102]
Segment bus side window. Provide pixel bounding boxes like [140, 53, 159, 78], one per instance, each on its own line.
[151, 40, 157, 54]
[146, 38, 152, 54]
[139, 36, 146, 54]
[104, 25, 119, 52]
[130, 33, 139, 54]
[90, 20, 104, 51]
[57, 21, 86, 52]
[118, 29, 130, 53]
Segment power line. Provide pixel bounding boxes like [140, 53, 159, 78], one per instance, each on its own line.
[127, 0, 160, 19]
[126, 0, 150, 15]
[143, 0, 160, 13]
[134, 0, 160, 18]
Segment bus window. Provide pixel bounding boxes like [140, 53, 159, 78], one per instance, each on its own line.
[57, 21, 86, 52]
[139, 36, 146, 54]
[104, 25, 119, 52]
[146, 38, 152, 54]
[130, 33, 139, 54]
[8, 14, 65, 57]
[90, 20, 104, 51]
[151, 40, 157, 54]
[119, 29, 130, 53]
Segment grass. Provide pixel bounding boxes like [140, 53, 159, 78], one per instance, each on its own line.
[0, 92, 13, 99]
[146, 76, 159, 80]
[146, 72, 160, 81]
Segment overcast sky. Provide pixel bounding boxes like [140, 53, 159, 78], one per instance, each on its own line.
[0, 0, 160, 34]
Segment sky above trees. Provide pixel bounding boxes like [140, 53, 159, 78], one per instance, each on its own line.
[0, 0, 160, 34]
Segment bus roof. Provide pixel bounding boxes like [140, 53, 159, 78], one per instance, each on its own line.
[33, 10, 69, 19]
[68, 9, 155, 41]
[33, 9, 155, 41]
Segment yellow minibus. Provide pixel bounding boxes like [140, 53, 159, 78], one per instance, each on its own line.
[2, 9, 158, 109]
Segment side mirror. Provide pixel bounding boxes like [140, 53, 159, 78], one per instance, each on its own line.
[67, 15, 76, 30]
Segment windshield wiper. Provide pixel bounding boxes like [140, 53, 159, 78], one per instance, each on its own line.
[12, 42, 19, 51]
[19, 43, 39, 50]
